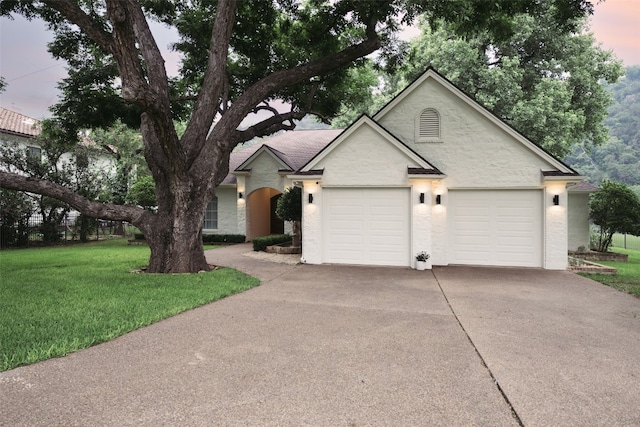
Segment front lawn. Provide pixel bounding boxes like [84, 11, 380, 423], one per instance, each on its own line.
[0, 239, 259, 371]
[580, 248, 640, 297]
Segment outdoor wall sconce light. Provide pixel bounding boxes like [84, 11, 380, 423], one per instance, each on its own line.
[553, 195, 559, 206]
[238, 192, 243, 199]
[435, 194, 442, 205]
[419, 193, 425, 204]
[308, 194, 314, 204]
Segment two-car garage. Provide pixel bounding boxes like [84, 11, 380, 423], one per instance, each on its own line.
[319, 188, 543, 268]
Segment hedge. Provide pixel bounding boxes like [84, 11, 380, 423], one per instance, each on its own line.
[252, 234, 291, 252]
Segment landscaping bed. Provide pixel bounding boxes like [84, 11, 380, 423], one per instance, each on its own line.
[570, 251, 628, 262]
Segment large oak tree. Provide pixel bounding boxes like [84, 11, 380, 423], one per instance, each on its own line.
[0, 0, 593, 273]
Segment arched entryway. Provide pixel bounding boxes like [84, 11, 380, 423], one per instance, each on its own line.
[246, 187, 284, 240]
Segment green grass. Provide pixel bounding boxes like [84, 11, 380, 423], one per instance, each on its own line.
[0, 240, 259, 371]
[580, 248, 640, 297]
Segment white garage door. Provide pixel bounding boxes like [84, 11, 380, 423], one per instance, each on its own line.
[448, 190, 542, 267]
[322, 188, 410, 266]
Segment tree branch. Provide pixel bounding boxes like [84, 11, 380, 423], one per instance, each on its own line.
[41, 0, 114, 53]
[216, 26, 381, 147]
[0, 172, 148, 224]
[233, 110, 307, 144]
[181, 0, 237, 164]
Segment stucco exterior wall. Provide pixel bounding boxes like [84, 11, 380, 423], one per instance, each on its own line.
[377, 77, 558, 189]
[544, 184, 569, 270]
[301, 181, 321, 264]
[313, 123, 420, 186]
[568, 192, 591, 251]
[411, 180, 433, 269]
[244, 152, 288, 195]
[206, 187, 238, 235]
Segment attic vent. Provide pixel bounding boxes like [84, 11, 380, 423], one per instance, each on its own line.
[417, 108, 440, 141]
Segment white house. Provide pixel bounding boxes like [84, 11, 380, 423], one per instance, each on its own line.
[0, 107, 115, 226]
[219, 68, 597, 269]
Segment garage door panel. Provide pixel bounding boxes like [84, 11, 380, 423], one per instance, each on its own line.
[323, 188, 410, 266]
[450, 190, 542, 267]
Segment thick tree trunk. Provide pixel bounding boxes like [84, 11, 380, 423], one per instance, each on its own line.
[142, 206, 210, 274]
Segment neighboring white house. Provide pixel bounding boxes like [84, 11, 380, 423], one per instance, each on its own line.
[0, 107, 42, 156]
[0, 107, 114, 174]
[211, 68, 593, 270]
[0, 107, 115, 224]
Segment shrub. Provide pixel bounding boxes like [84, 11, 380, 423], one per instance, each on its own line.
[590, 180, 640, 252]
[252, 234, 291, 251]
[202, 234, 246, 244]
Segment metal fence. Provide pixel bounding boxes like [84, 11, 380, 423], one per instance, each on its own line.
[611, 233, 640, 251]
[1, 216, 132, 249]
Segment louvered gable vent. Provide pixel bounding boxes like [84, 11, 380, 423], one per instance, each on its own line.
[418, 109, 440, 139]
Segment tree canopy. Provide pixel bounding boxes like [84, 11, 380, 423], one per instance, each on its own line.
[590, 180, 640, 252]
[334, 10, 623, 159]
[565, 66, 640, 195]
[0, 0, 596, 273]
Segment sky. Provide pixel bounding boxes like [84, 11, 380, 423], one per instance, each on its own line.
[0, 0, 638, 120]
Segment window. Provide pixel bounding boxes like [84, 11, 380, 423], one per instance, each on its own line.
[203, 197, 218, 229]
[416, 108, 441, 141]
[27, 146, 41, 160]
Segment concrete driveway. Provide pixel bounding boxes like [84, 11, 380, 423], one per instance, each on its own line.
[1, 244, 639, 426]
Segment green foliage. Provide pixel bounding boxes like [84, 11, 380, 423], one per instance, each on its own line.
[252, 234, 291, 252]
[337, 12, 624, 159]
[589, 180, 640, 252]
[202, 234, 246, 244]
[565, 66, 640, 191]
[0, 240, 260, 371]
[0, 120, 108, 243]
[275, 186, 302, 222]
[0, 189, 33, 248]
[90, 121, 146, 205]
[125, 176, 156, 209]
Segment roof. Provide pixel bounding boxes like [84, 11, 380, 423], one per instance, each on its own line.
[568, 181, 599, 192]
[0, 107, 41, 138]
[224, 129, 342, 184]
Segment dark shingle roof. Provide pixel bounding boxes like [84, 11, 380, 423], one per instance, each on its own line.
[0, 107, 40, 138]
[568, 181, 599, 192]
[224, 129, 342, 184]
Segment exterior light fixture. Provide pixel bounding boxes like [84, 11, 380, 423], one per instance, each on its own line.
[238, 192, 243, 199]
[308, 194, 314, 204]
[435, 194, 442, 205]
[419, 193, 425, 204]
[553, 195, 559, 206]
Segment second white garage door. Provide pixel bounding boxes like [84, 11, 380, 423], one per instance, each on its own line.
[322, 188, 410, 266]
[448, 190, 543, 267]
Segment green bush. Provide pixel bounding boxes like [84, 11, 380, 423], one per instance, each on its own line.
[252, 234, 291, 251]
[134, 233, 145, 240]
[202, 234, 245, 244]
